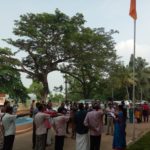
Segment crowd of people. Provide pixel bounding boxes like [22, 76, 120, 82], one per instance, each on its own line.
[0, 99, 150, 150]
[133, 102, 150, 123]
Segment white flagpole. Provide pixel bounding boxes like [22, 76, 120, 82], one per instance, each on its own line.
[132, 19, 136, 141]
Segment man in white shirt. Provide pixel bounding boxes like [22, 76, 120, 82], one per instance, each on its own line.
[53, 113, 69, 150]
[34, 104, 50, 150]
[2, 106, 17, 150]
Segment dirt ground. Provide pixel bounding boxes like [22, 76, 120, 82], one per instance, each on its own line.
[13, 122, 150, 150]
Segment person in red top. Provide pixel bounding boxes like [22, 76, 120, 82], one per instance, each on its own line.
[142, 102, 149, 122]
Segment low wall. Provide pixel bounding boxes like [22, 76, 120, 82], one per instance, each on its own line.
[16, 122, 33, 135]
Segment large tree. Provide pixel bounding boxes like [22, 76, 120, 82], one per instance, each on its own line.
[0, 47, 28, 102]
[5, 9, 85, 101]
[61, 28, 118, 99]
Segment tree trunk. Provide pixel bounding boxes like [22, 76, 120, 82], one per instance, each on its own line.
[126, 85, 130, 100]
[41, 77, 49, 102]
[82, 84, 91, 99]
[82, 84, 88, 99]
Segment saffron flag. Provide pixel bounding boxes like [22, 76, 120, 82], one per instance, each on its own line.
[129, 0, 137, 20]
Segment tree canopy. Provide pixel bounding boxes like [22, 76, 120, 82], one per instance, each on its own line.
[0, 47, 28, 102]
[5, 9, 87, 101]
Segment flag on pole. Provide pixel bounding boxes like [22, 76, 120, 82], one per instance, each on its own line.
[129, 0, 137, 20]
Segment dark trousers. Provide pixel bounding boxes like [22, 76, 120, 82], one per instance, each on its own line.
[143, 110, 149, 122]
[35, 134, 46, 150]
[105, 114, 107, 125]
[3, 135, 15, 150]
[55, 136, 65, 150]
[90, 135, 101, 150]
[45, 129, 48, 146]
[32, 122, 36, 148]
[66, 118, 70, 134]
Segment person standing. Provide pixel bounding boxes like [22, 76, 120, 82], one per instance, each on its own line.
[70, 102, 78, 138]
[84, 103, 103, 150]
[45, 101, 56, 146]
[104, 103, 107, 125]
[74, 103, 89, 150]
[0, 112, 5, 150]
[142, 102, 149, 122]
[34, 104, 50, 150]
[57, 102, 67, 115]
[129, 103, 133, 123]
[30, 100, 35, 118]
[57, 102, 69, 133]
[113, 105, 126, 150]
[106, 103, 115, 135]
[2, 106, 17, 150]
[32, 102, 40, 149]
[53, 112, 69, 150]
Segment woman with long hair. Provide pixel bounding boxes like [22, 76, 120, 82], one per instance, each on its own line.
[113, 105, 126, 150]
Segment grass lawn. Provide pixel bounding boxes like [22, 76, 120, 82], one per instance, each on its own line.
[127, 132, 150, 150]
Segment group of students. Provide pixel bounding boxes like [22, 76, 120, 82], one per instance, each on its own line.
[30, 101, 103, 150]
[0, 99, 127, 150]
[30, 100, 127, 150]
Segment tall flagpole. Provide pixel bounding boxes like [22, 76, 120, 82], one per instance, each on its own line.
[129, 0, 137, 141]
[132, 19, 136, 141]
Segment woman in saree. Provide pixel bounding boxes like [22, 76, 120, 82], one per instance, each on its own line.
[113, 105, 126, 150]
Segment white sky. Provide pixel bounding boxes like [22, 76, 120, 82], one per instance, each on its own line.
[0, 0, 150, 91]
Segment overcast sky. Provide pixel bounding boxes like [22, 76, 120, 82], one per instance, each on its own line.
[0, 0, 150, 91]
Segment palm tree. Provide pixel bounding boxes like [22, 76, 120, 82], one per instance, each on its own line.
[129, 55, 150, 100]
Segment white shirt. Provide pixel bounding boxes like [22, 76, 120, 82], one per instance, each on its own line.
[34, 112, 50, 135]
[2, 113, 17, 136]
[53, 115, 69, 136]
[84, 110, 103, 136]
[106, 107, 115, 118]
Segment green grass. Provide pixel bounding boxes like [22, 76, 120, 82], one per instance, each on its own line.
[127, 132, 150, 150]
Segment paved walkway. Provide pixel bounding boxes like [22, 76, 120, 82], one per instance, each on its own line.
[13, 122, 150, 150]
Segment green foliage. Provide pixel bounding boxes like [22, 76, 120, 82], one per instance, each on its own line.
[127, 132, 150, 150]
[105, 55, 150, 100]
[2, 9, 150, 101]
[62, 28, 118, 99]
[0, 48, 28, 102]
[48, 93, 64, 102]
[5, 9, 86, 101]
[28, 81, 44, 100]
[129, 55, 150, 100]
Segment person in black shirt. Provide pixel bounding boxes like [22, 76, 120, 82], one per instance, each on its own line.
[74, 103, 89, 150]
[57, 102, 67, 114]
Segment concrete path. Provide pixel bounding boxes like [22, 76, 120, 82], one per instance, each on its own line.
[13, 122, 150, 150]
